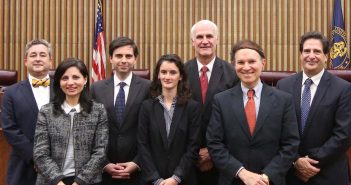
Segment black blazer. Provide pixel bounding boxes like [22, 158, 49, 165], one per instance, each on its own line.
[185, 57, 239, 146]
[1, 78, 54, 185]
[207, 84, 300, 185]
[277, 71, 351, 185]
[138, 99, 201, 185]
[91, 74, 150, 185]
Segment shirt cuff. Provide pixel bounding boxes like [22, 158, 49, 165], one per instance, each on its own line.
[235, 167, 245, 178]
[172, 174, 182, 184]
[153, 178, 164, 185]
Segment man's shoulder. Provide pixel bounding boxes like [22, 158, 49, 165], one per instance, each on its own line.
[91, 78, 111, 88]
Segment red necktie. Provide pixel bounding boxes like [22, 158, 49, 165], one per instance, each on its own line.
[200, 66, 209, 104]
[245, 89, 256, 135]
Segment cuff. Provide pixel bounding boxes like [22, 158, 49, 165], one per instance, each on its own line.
[153, 178, 164, 185]
[235, 167, 245, 178]
[172, 174, 182, 184]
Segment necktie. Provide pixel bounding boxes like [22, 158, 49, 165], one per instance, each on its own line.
[115, 82, 126, 125]
[32, 78, 50, 87]
[200, 66, 209, 104]
[300, 78, 313, 134]
[245, 89, 256, 135]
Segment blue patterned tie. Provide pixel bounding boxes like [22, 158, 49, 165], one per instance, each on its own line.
[301, 78, 313, 134]
[115, 82, 126, 125]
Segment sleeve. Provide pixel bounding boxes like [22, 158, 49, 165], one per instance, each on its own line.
[173, 102, 201, 181]
[138, 101, 162, 183]
[206, 95, 244, 182]
[33, 108, 64, 184]
[261, 95, 300, 184]
[75, 105, 109, 184]
[309, 84, 351, 167]
[1, 89, 34, 162]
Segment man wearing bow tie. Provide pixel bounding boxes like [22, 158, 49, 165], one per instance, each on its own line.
[1, 39, 54, 185]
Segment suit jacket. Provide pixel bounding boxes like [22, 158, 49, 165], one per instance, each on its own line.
[138, 99, 201, 185]
[91, 74, 150, 185]
[276, 71, 351, 185]
[34, 102, 108, 185]
[1, 78, 54, 185]
[185, 57, 239, 146]
[207, 83, 300, 185]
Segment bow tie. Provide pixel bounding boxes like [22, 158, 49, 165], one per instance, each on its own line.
[32, 78, 50, 88]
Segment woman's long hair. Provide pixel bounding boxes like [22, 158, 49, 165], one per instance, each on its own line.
[150, 54, 191, 105]
[52, 58, 92, 115]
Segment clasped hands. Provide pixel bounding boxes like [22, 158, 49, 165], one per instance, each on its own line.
[104, 161, 139, 179]
[197, 147, 214, 172]
[238, 169, 269, 185]
[294, 156, 320, 182]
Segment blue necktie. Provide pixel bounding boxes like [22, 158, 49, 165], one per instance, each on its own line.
[115, 82, 126, 125]
[301, 78, 313, 134]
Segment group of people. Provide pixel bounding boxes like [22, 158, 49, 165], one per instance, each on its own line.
[1, 19, 351, 185]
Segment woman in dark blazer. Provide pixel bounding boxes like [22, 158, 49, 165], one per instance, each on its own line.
[33, 58, 108, 185]
[138, 54, 201, 185]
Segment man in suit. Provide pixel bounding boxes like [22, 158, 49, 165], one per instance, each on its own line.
[1, 39, 53, 185]
[207, 40, 300, 185]
[277, 31, 351, 185]
[184, 19, 239, 185]
[91, 36, 150, 185]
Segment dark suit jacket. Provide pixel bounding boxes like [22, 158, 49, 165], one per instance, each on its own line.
[277, 71, 351, 185]
[138, 99, 201, 185]
[185, 57, 239, 146]
[207, 83, 300, 185]
[1, 78, 54, 185]
[91, 74, 150, 185]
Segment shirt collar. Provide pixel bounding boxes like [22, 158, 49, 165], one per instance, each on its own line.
[302, 68, 324, 86]
[241, 81, 263, 99]
[61, 101, 81, 114]
[196, 56, 216, 73]
[113, 71, 133, 87]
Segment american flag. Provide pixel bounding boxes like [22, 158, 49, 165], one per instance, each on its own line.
[91, 0, 106, 82]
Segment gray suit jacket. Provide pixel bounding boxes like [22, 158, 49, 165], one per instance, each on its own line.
[277, 71, 351, 185]
[33, 101, 108, 185]
[207, 84, 300, 185]
[91, 74, 150, 185]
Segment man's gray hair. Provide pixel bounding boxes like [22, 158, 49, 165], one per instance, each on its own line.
[25, 39, 52, 59]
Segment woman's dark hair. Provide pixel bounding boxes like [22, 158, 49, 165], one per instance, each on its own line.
[150, 54, 191, 104]
[53, 58, 92, 115]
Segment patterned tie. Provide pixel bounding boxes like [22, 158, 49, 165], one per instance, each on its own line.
[245, 89, 256, 135]
[32, 78, 50, 87]
[115, 82, 126, 125]
[200, 66, 209, 104]
[300, 78, 313, 134]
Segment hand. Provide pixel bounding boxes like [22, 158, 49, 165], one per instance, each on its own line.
[197, 148, 214, 171]
[160, 177, 179, 185]
[72, 183, 78, 185]
[112, 162, 139, 179]
[294, 156, 320, 182]
[238, 169, 268, 185]
[57, 181, 65, 185]
[104, 163, 129, 179]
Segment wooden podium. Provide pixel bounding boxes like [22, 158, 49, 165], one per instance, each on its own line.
[0, 91, 11, 185]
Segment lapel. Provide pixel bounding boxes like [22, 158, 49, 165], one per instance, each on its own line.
[167, 103, 184, 147]
[20, 79, 39, 114]
[49, 78, 55, 101]
[103, 78, 118, 127]
[154, 101, 169, 149]
[122, 74, 141, 128]
[206, 58, 223, 106]
[252, 84, 274, 139]
[231, 86, 252, 140]
[187, 59, 202, 103]
[292, 73, 303, 134]
[303, 71, 330, 135]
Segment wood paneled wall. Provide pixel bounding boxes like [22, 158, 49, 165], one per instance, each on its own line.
[0, 0, 350, 80]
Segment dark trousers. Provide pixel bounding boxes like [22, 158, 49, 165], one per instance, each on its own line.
[62, 176, 102, 185]
[196, 167, 219, 185]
